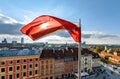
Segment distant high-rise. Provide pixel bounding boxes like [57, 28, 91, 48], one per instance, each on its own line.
[2, 38, 7, 44]
[21, 37, 24, 44]
[12, 41, 17, 45]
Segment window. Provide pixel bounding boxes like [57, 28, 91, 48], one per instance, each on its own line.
[46, 77, 48, 79]
[1, 76, 5, 79]
[46, 71, 48, 75]
[46, 65, 48, 69]
[35, 70, 38, 74]
[16, 73, 19, 78]
[9, 67, 13, 71]
[41, 71, 44, 76]
[23, 65, 26, 69]
[41, 61, 44, 64]
[29, 64, 32, 68]
[16, 66, 20, 70]
[35, 58, 38, 61]
[23, 59, 26, 63]
[41, 65, 44, 70]
[1, 68, 5, 72]
[1, 61, 5, 65]
[85, 62, 87, 65]
[9, 75, 12, 79]
[50, 70, 52, 74]
[30, 59, 32, 62]
[29, 71, 32, 75]
[23, 72, 26, 76]
[46, 61, 48, 64]
[9, 61, 13, 64]
[35, 64, 38, 67]
[50, 64, 53, 69]
[50, 76, 53, 79]
[17, 60, 20, 63]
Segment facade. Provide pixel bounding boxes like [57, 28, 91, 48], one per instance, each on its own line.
[12, 41, 17, 46]
[0, 55, 55, 79]
[54, 60, 64, 78]
[2, 38, 7, 44]
[72, 55, 93, 73]
[39, 58, 55, 79]
[81, 48, 100, 68]
[40, 47, 94, 78]
[81, 55, 92, 72]
[91, 52, 101, 67]
[64, 59, 74, 77]
[0, 55, 40, 79]
[0, 47, 98, 79]
[21, 38, 24, 44]
[92, 58, 101, 67]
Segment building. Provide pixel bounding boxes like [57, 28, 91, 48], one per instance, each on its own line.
[54, 50, 64, 78]
[0, 46, 97, 79]
[0, 49, 40, 79]
[0, 55, 40, 79]
[54, 60, 64, 78]
[39, 49, 55, 79]
[21, 38, 24, 44]
[92, 54, 101, 67]
[40, 47, 94, 78]
[39, 58, 55, 79]
[2, 38, 7, 44]
[100, 52, 120, 64]
[12, 41, 17, 46]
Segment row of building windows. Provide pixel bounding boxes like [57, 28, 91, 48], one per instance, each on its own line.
[0, 70, 38, 79]
[41, 76, 53, 79]
[0, 58, 39, 65]
[1, 64, 39, 72]
[40, 70, 53, 76]
[0, 59, 54, 67]
[41, 64, 53, 70]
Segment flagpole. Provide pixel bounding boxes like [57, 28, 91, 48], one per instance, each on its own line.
[78, 19, 81, 79]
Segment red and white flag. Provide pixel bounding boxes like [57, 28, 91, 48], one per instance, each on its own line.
[21, 15, 81, 42]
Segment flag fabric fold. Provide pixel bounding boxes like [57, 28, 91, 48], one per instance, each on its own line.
[21, 15, 81, 42]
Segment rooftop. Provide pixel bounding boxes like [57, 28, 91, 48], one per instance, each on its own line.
[0, 49, 40, 57]
[40, 47, 100, 59]
[0, 46, 100, 59]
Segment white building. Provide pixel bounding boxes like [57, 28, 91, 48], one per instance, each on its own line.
[73, 54, 93, 73]
[81, 54, 92, 72]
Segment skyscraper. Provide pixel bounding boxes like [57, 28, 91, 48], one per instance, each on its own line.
[21, 37, 24, 44]
[2, 38, 7, 44]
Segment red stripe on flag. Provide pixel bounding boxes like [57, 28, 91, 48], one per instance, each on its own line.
[21, 15, 81, 42]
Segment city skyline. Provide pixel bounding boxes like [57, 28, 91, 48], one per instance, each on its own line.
[0, 0, 120, 44]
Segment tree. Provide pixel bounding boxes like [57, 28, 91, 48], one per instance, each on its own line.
[94, 46, 104, 53]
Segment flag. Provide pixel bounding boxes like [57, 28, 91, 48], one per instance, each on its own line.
[21, 15, 81, 42]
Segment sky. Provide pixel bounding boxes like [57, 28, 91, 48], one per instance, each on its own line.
[0, 0, 120, 44]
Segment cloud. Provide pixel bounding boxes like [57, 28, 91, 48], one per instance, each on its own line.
[82, 31, 120, 44]
[0, 13, 23, 35]
[0, 13, 18, 24]
[0, 13, 120, 44]
[82, 31, 119, 39]
[0, 5, 75, 35]
[0, 34, 74, 44]
[0, 13, 72, 36]
[55, 30, 71, 37]
[0, 13, 73, 43]
[18, 5, 73, 24]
